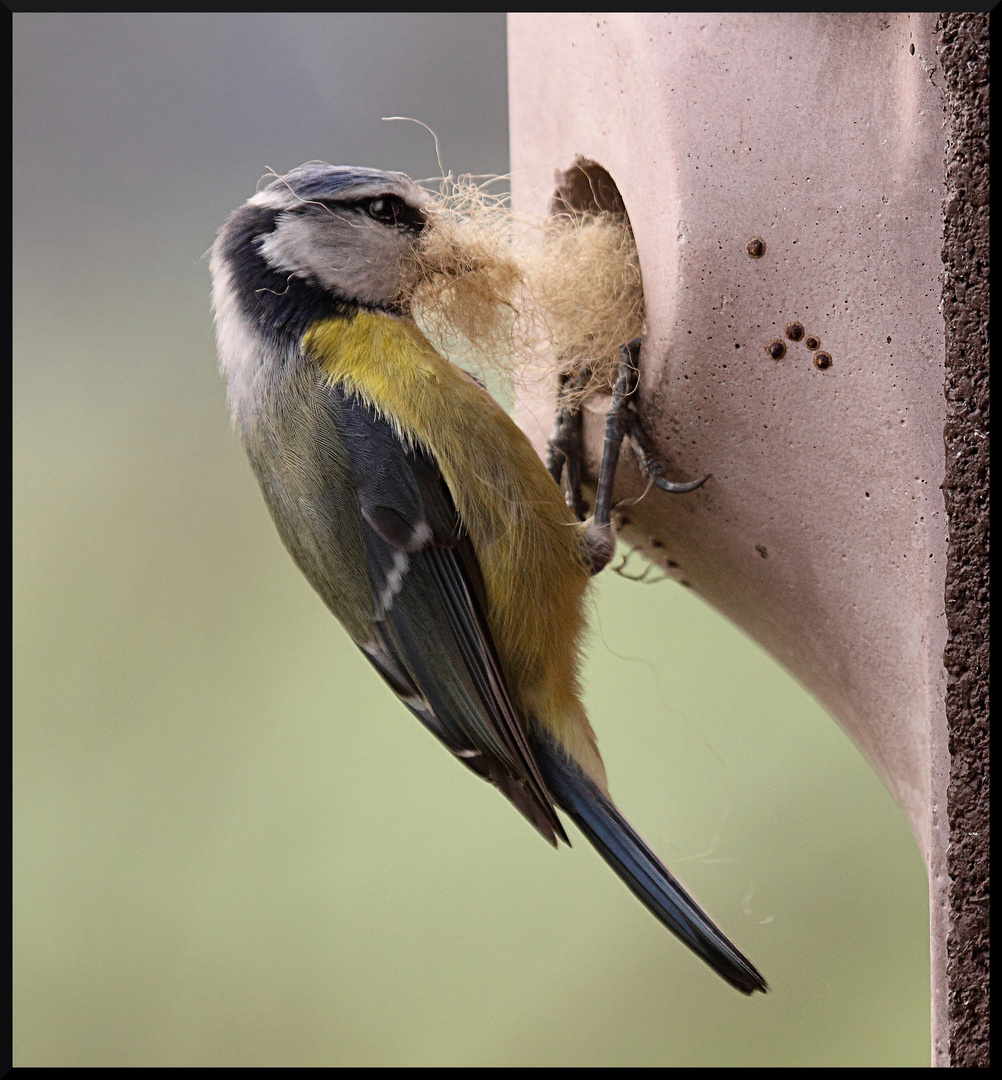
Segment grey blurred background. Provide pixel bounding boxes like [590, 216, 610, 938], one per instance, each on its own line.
[14, 13, 929, 1066]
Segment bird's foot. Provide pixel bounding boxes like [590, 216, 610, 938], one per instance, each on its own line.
[547, 339, 707, 576]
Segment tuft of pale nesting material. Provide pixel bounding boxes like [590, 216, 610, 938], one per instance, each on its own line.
[524, 212, 644, 403]
[403, 175, 644, 403]
[401, 175, 525, 383]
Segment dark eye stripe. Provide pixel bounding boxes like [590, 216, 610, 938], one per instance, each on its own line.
[296, 193, 425, 233]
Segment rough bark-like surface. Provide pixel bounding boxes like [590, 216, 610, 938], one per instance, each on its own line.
[939, 11, 990, 1069]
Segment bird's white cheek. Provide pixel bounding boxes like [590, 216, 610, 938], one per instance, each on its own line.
[257, 216, 322, 278]
[259, 214, 408, 308]
[308, 226, 410, 306]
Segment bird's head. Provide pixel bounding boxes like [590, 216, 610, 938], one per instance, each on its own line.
[212, 163, 430, 340]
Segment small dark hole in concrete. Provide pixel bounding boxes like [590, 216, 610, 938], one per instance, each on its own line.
[766, 340, 786, 360]
[785, 322, 805, 342]
[746, 237, 766, 258]
[804, 336, 821, 351]
[814, 352, 833, 369]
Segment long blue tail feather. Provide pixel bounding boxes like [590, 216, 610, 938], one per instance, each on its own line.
[533, 734, 767, 995]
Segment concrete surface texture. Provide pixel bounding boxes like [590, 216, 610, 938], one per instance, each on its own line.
[509, 11, 949, 1052]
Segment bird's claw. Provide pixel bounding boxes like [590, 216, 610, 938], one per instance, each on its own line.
[546, 339, 707, 575]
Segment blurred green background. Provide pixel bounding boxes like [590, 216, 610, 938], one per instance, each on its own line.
[14, 13, 930, 1067]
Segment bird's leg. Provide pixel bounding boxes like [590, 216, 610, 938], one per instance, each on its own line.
[584, 338, 708, 575]
[547, 370, 590, 522]
[581, 341, 638, 573]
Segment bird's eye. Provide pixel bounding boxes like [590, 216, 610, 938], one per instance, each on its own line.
[365, 195, 425, 232]
[367, 196, 401, 224]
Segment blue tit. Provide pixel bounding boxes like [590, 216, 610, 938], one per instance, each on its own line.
[209, 163, 766, 994]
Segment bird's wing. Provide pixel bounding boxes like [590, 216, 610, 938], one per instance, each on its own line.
[325, 382, 568, 847]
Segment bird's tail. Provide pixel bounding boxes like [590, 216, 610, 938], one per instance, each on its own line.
[532, 733, 768, 995]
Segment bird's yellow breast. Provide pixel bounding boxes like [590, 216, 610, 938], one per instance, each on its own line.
[303, 312, 602, 779]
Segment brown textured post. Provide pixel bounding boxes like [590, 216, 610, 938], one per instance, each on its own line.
[939, 12, 989, 1070]
[509, 13, 986, 1062]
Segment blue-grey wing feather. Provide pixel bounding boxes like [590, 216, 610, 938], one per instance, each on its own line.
[332, 388, 567, 846]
